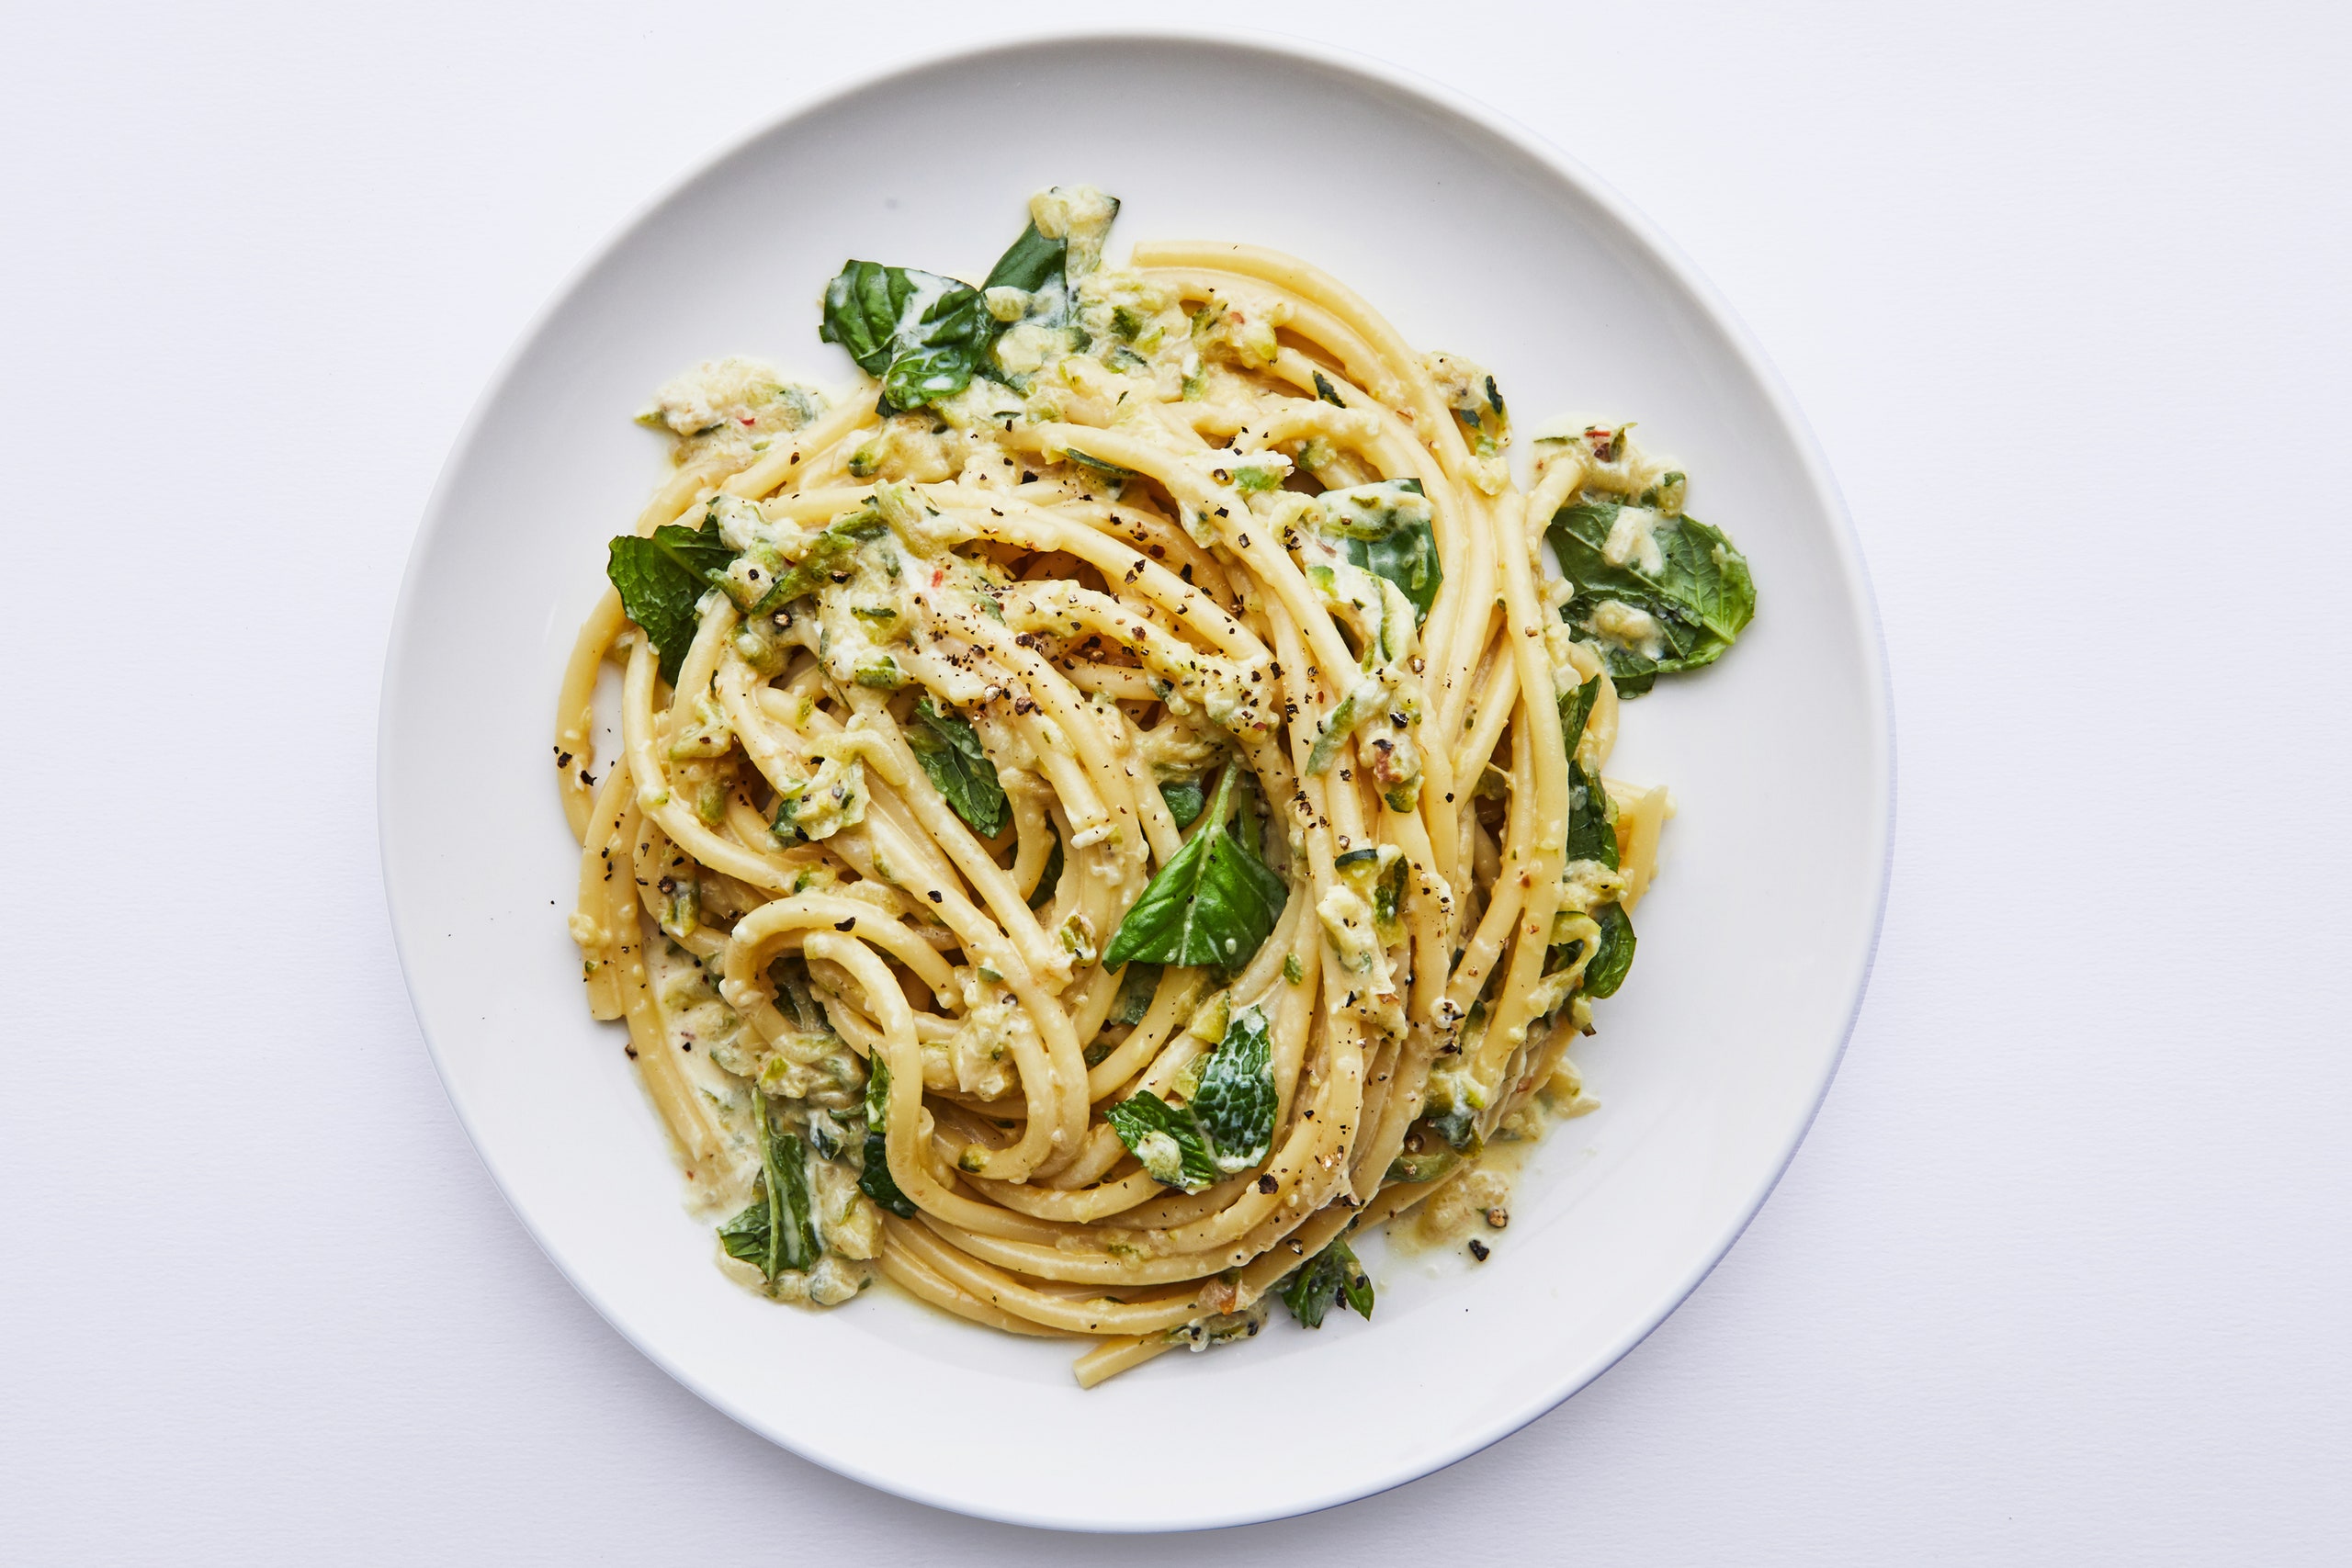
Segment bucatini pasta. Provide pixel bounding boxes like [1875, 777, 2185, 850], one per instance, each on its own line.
[554, 186, 1755, 1384]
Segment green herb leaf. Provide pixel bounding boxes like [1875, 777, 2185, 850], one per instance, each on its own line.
[856, 1055, 917, 1219]
[1312, 370, 1345, 407]
[1583, 900, 1635, 999]
[1546, 499, 1755, 696]
[1565, 760, 1618, 870]
[1028, 823, 1064, 909]
[718, 1094, 820, 1292]
[819, 262, 992, 414]
[1102, 766, 1289, 972]
[1159, 778, 1205, 829]
[1062, 448, 1132, 481]
[606, 517, 733, 684]
[1280, 1237, 1374, 1328]
[905, 698, 1009, 838]
[982, 220, 1066, 293]
[1190, 1004, 1276, 1173]
[1106, 1090, 1219, 1192]
[1112, 962, 1163, 1026]
[1557, 672, 1600, 759]
[1319, 479, 1442, 624]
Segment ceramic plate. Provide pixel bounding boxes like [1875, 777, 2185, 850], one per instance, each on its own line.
[379, 28, 1890, 1531]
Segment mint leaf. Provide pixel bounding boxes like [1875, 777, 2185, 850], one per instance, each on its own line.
[820, 263, 991, 414]
[905, 698, 1009, 838]
[1191, 1004, 1276, 1173]
[1102, 766, 1288, 972]
[1106, 1005, 1276, 1190]
[1583, 900, 1635, 998]
[1106, 1090, 1218, 1192]
[1547, 499, 1755, 696]
[856, 1054, 917, 1220]
[606, 517, 732, 685]
[1320, 479, 1442, 624]
[1280, 1238, 1374, 1328]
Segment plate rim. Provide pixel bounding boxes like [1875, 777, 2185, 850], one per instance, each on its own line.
[378, 20, 1895, 1531]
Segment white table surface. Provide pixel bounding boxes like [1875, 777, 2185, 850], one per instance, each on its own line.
[6, 3, 2346, 1561]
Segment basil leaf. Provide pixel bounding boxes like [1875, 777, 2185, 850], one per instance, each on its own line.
[804, 1108, 847, 1161]
[1558, 672, 1600, 759]
[1583, 900, 1636, 998]
[819, 262, 991, 414]
[1565, 760, 1618, 870]
[718, 1097, 820, 1291]
[1106, 1090, 1219, 1192]
[982, 220, 1066, 293]
[1547, 500, 1755, 696]
[1112, 962, 1163, 1026]
[1159, 779, 1205, 829]
[1312, 370, 1345, 407]
[1320, 479, 1442, 624]
[1028, 824, 1063, 909]
[1190, 1004, 1276, 1173]
[606, 517, 732, 685]
[1102, 766, 1289, 972]
[1280, 1238, 1374, 1329]
[904, 698, 1009, 838]
[856, 1054, 916, 1219]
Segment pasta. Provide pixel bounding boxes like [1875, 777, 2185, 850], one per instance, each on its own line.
[554, 186, 1754, 1383]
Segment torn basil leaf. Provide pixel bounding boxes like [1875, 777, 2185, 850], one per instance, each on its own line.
[1028, 824, 1064, 909]
[718, 1097, 820, 1292]
[1159, 778, 1205, 829]
[1564, 760, 1618, 870]
[1583, 900, 1635, 999]
[1280, 1237, 1374, 1329]
[1319, 478, 1442, 624]
[1102, 765, 1288, 972]
[1106, 1004, 1278, 1190]
[820, 262, 992, 414]
[1105, 1090, 1219, 1192]
[981, 220, 1065, 294]
[1189, 1004, 1276, 1174]
[1558, 671, 1600, 759]
[1547, 499, 1755, 696]
[1112, 962, 1163, 1026]
[856, 1054, 917, 1219]
[605, 517, 733, 685]
[905, 698, 1010, 838]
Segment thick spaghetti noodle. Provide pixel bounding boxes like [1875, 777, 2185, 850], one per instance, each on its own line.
[555, 187, 1751, 1384]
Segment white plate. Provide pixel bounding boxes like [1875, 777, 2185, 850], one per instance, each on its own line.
[379, 28, 1890, 1532]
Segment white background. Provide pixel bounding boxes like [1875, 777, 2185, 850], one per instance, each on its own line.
[4, 2, 2346, 1561]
